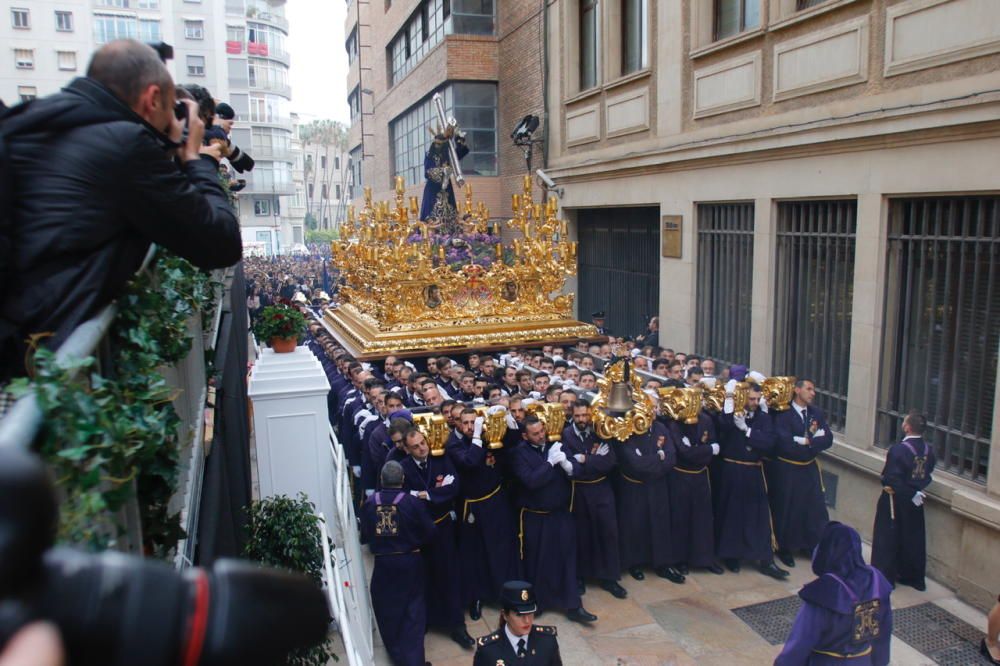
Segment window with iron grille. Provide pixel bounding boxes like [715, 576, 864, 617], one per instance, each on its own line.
[877, 196, 999, 483]
[773, 200, 856, 431]
[696, 202, 754, 367]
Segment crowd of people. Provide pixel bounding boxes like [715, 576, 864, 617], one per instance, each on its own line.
[291, 304, 940, 666]
[243, 255, 337, 324]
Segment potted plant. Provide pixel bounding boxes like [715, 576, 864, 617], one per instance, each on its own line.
[244, 493, 337, 666]
[253, 304, 306, 352]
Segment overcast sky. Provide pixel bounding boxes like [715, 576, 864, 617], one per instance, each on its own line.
[286, 1, 351, 124]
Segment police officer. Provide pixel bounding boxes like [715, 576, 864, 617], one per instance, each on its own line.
[474, 581, 562, 665]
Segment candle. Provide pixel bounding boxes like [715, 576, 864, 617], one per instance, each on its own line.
[560, 220, 568, 237]
[496, 244, 502, 259]
[512, 193, 520, 211]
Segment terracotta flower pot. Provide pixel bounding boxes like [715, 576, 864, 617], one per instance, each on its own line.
[269, 336, 297, 353]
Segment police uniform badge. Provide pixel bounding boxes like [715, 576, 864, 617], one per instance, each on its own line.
[375, 504, 399, 537]
[852, 599, 880, 642]
[521, 589, 529, 601]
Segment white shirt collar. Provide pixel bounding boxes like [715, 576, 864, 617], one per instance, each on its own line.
[792, 402, 808, 417]
[504, 624, 528, 654]
[903, 434, 921, 440]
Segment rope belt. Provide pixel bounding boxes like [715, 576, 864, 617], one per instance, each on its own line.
[569, 475, 607, 512]
[674, 466, 708, 475]
[777, 456, 827, 492]
[723, 458, 761, 466]
[518, 508, 550, 560]
[812, 645, 873, 659]
[375, 548, 421, 557]
[882, 486, 896, 521]
[433, 513, 452, 525]
[620, 472, 644, 484]
[462, 484, 502, 522]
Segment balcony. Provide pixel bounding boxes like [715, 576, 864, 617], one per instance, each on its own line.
[249, 79, 292, 99]
[242, 174, 295, 195]
[252, 146, 295, 162]
[246, 9, 289, 31]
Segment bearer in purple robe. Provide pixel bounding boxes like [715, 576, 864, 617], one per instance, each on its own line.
[666, 409, 724, 574]
[775, 522, 892, 666]
[399, 427, 475, 648]
[446, 407, 521, 621]
[615, 418, 685, 584]
[769, 378, 833, 568]
[715, 382, 789, 579]
[359, 461, 435, 666]
[508, 415, 598, 624]
[561, 400, 626, 599]
[870, 410, 935, 591]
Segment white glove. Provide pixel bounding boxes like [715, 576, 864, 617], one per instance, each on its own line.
[505, 411, 519, 430]
[472, 437, 484, 448]
[793, 436, 808, 446]
[522, 397, 537, 408]
[710, 443, 720, 456]
[410, 490, 429, 500]
[473, 397, 486, 405]
[634, 448, 643, 457]
[759, 397, 769, 413]
[529, 391, 542, 400]
[500, 354, 510, 366]
[549, 441, 563, 457]
[734, 414, 748, 432]
[352, 465, 362, 478]
[657, 449, 666, 461]
[724, 398, 735, 415]
[682, 436, 692, 448]
[814, 429, 826, 438]
[473, 416, 485, 439]
[912, 491, 925, 507]
[559, 459, 573, 475]
[440, 474, 455, 487]
[365, 488, 375, 497]
[574, 453, 586, 463]
[595, 443, 610, 456]
[749, 371, 767, 384]
[487, 404, 505, 416]
[701, 377, 717, 388]
[546, 445, 563, 465]
[725, 379, 738, 394]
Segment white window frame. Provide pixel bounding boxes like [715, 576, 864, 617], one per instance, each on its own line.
[11, 7, 29, 29]
[186, 55, 206, 77]
[17, 85, 37, 102]
[184, 19, 204, 39]
[14, 49, 34, 69]
[57, 51, 77, 71]
[55, 10, 73, 32]
[254, 200, 271, 216]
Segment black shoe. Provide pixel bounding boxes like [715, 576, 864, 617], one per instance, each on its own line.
[655, 566, 686, 584]
[450, 626, 475, 649]
[469, 599, 482, 621]
[566, 607, 597, 623]
[776, 550, 795, 568]
[677, 564, 689, 576]
[629, 567, 645, 581]
[704, 563, 725, 575]
[981, 638, 1000, 665]
[724, 558, 741, 573]
[900, 578, 926, 592]
[599, 579, 628, 599]
[577, 578, 586, 596]
[758, 561, 790, 580]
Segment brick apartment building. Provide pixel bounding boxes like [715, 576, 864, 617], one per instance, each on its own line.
[344, 0, 551, 221]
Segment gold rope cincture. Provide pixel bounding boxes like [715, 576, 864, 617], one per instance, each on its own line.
[569, 476, 606, 512]
[777, 456, 826, 492]
[518, 507, 550, 559]
[812, 645, 873, 659]
[462, 484, 501, 523]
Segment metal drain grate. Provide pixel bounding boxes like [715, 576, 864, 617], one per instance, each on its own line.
[891, 602, 985, 665]
[730, 595, 803, 645]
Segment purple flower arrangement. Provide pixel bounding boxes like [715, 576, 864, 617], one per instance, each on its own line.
[405, 230, 507, 271]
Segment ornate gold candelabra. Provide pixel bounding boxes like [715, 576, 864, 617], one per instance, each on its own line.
[325, 176, 599, 358]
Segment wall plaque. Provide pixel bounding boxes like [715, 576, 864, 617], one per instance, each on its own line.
[662, 215, 682, 258]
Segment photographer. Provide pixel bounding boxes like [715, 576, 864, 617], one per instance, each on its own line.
[0, 39, 242, 380]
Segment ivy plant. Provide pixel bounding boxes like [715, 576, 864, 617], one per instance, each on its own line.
[244, 493, 338, 666]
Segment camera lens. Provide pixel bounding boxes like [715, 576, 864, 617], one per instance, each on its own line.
[174, 101, 188, 122]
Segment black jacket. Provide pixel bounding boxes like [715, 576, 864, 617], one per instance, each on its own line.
[0, 77, 242, 378]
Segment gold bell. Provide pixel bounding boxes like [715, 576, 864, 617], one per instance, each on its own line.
[606, 380, 634, 416]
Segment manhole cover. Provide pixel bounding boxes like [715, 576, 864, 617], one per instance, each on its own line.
[730, 595, 802, 645]
[892, 602, 986, 665]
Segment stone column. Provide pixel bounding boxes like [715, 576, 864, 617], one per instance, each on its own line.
[749, 197, 775, 373]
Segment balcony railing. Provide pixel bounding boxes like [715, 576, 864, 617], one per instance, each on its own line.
[249, 79, 291, 98]
[252, 146, 295, 162]
[246, 9, 289, 31]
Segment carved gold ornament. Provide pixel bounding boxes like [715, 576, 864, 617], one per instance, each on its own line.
[591, 359, 654, 441]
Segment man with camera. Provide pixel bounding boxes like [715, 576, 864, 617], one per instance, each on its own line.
[0, 39, 242, 381]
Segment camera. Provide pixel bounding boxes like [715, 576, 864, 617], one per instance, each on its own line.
[174, 100, 189, 122]
[0, 447, 331, 666]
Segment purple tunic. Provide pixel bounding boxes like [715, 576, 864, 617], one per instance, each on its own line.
[360, 490, 435, 666]
[562, 423, 620, 581]
[768, 405, 833, 553]
[508, 438, 582, 611]
[776, 523, 892, 666]
[870, 436, 935, 587]
[715, 409, 776, 562]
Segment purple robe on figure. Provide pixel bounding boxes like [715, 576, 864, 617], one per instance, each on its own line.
[666, 412, 718, 567]
[360, 489, 436, 666]
[775, 522, 892, 666]
[400, 454, 464, 630]
[715, 408, 777, 562]
[614, 420, 677, 570]
[508, 438, 582, 612]
[870, 436, 935, 588]
[445, 430, 521, 606]
[768, 404, 833, 553]
[561, 422, 621, 582]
